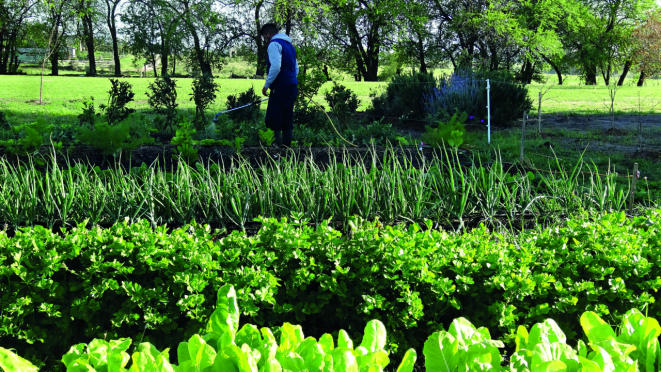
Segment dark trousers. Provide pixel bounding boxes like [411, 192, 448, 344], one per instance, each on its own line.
[265, 84, 298, 147]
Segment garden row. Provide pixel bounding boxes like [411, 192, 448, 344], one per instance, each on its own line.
[2, 286, 660, 372]
[0, 146, 648, 229]
[2, 210, 660, 370]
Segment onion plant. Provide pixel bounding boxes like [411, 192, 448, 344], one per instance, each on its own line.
[0, 144, 651, 230]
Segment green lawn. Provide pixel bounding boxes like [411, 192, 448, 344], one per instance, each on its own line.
[0, 75, 384, 126]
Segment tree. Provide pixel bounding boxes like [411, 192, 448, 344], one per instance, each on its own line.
[318, 0, 403, 81]
[77, 0, 98, 76]
[563, 0, 655, 85]
[0, 0, 39, 74]
[162, 0, 221, 76]
[45, 0, 75, 75]
[104, 0, 121, 76]
[121, 0, 161, 77]
[631, 10, 661, 86]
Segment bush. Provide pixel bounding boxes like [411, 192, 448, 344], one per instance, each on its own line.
[102, 79, 136, 125]
[476, 69, 533, 125]
[293, 104, 328, 129]
[324, 83, 360, 124]
[423, 69, 533, 127]
[2, 210, 661, 371]
[146, 74, 179, 132]
[189, 73, 220, 129]
[225, 87, 262, 124]
[423, 70, 482, 123]
[368, 71, 436, 120]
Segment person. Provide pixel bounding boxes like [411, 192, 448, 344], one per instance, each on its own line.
[260, 23, 299, 147]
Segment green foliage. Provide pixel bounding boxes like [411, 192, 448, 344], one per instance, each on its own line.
[189, 73, 220, 128]
[294, 46, 327, 110]
[0, 111, 9, 130]
[2, 211, 661, 370]
[171, 115, 199, 164]
[77, 98, 101, 127]
[102, 79, 136, 125]
[422, 111, 468, 148]
[475, 69, 534, 126]
[225, 87, 262, 124]
[146, 75, 179, 132]
[75, 120, 130, 156]
[293, 104, 327, 129]
[368, 71, 437, 120]
[259, 128, 275, 146]
[324, 83, 360, 124]
[217, 136, 247, 154]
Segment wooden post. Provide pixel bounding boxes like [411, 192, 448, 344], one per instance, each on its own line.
[538, 92, 542, 133]
[520, 111, 527, 163]
[629, 163, 638, 215]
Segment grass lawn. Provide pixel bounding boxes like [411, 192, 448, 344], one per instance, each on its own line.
[0, 75, 384, 127]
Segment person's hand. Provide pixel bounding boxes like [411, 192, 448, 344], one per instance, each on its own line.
[262, 87, 269, 96]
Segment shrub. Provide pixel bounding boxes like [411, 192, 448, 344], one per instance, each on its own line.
[423, 70, 482, 123]
[146, 74, 179, 132]
[225, 86, 262, 124]
[423, 69, 533, 127]
[476, 69, 533, 125]
[368, 71, 436, 120]
[189, 73, 220, 129]
[324, 83, 360, 125]
[77, 97, 101, 127]
[102, 79, 136, 125]
[293, 104, 328, 129]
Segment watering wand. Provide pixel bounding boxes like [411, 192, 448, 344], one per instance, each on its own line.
[213, 98, 270, 122]
[211, 94, 356, 147]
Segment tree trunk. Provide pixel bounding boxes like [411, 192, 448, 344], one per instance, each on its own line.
[50, 53, 59, 76]
[584, 63, 597, 85]
[542, 55, 563, 85]
[254, 0, 266, 77]
[617, 60, 632, 86]
[0, 31, 6, 74]
[418, 37, 427, 74]
[83, 14, 97, 76]
[50, 24, 60, 76]
[160, 38, 169, 76]
[601, 63, 611, 86]
[637, 71, 647, 86]
[106, 0, 122, 76]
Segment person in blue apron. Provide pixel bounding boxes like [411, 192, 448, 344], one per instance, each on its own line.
[260, 23, 299, 148]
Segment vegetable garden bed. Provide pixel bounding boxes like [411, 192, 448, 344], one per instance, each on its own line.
[1, 210, 660, 371]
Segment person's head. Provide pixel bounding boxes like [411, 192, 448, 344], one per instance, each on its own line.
[260, 23, 279, 44]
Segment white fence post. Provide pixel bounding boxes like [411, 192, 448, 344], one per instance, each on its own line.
[487, 79, 491, 144]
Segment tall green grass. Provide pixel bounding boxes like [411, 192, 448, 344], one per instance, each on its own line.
[0, 145, 650, 230]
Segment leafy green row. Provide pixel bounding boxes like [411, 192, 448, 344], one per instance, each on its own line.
[0, 144, 650, 229]
[2, 210, 661, 371]
[2, 285, 660, 372]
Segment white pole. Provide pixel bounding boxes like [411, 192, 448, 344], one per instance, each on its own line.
[487, 79, 491, 144]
